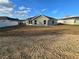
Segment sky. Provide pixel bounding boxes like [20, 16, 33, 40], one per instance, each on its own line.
[0, 0, 79, 19]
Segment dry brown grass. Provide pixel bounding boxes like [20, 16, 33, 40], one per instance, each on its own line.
[0, 34, 79, 59]
[0, 25, 79, 59]
[1, 25, 79, 36]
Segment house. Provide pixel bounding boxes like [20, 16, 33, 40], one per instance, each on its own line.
[0, 16, 19, 27]
[57, 16, 79, 25]
[24, 15, 57, 26]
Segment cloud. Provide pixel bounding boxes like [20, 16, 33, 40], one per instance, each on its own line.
[0, 0, 14, 16]
[14, 6, 32, 19]
[41, 8, 47, 12]
[19, 6, 26, 10]
[0, 7, 13, 15]
[52, 10, 59, 14]
[16, 6, 32, 15]
[19, 6, 31, 11]
[0, 0, 14, 8]
[14, 11, 29, 19]
[15, 10, 29, 16]
[0, 0, 31, 19]
[0, 0, 9, 3]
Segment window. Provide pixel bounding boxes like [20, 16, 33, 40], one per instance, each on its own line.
[29, 20, 32, 24]
[34, 20, 37, 24]
[30, 21, 32, 24]
[44, 20, 46, 24]
[52, 21, 54, 24]
[74, 20, 76, 23]
[29, 21, 30, 24]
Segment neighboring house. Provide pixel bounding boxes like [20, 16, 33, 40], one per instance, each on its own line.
[57, 16, 79, 25]
[0, 16, 19, 27]
[25, 15, 57, 26]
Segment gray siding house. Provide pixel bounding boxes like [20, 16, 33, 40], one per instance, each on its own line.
[57, 16, 79, 25]
[0, 16, 19, 27]
[25, 15, 57, 26]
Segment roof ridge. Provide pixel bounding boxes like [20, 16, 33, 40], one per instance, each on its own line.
[27, 15, 57, 21]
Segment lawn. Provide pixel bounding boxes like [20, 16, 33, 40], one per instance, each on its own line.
[0, 25, 79, 36]
[0, 25, 79, 59]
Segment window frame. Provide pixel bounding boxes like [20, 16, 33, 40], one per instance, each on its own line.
[52, 20, 54, 24]
[29, 20, 32, 24]
[44, 20, 46, 24]
[34, 20, 37, 24]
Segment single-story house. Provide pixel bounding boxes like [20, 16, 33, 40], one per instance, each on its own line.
[57, 16, 79, 25]
[24, 15, 57, 26]
[0, 16, 19, 27]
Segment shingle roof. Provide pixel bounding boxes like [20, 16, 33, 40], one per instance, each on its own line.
[60, 16, 79, 20]
[44, 15, 57, 20]
[0, 16, 8, 20]
[27, 15, 57, 21]
[0, 16, 19, 21]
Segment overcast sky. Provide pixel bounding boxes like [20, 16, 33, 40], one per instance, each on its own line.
[0, 0, 79, 19]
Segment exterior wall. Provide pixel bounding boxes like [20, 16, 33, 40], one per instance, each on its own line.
[57, 20, 65, 24]
[48, 19, 57, 26]
[24, 20, 33, 25]
[32, 16, 49, 26]
[74, 19, 79, 25]
[58, 18, 79, 25]
[64, 19, 74, 24]
[26, 16, 57, 26]
[0, 20, 18, 27]
[58, 19, 75, 25]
